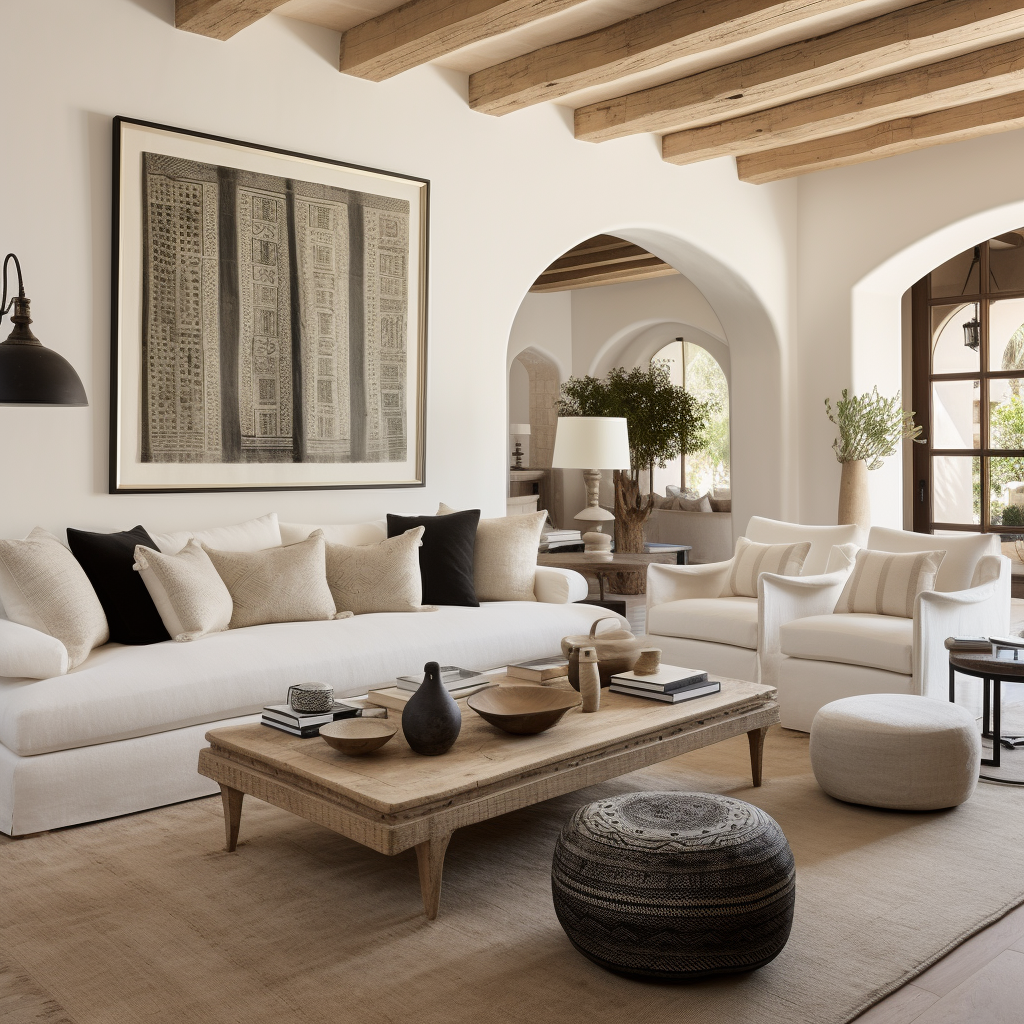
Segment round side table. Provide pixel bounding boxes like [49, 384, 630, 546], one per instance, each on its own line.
[948, 650, 1024, 785]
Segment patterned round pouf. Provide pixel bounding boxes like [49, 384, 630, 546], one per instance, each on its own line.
[551, 791, 795, 981]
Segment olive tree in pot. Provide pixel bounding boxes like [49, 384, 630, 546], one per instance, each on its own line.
[825, 387, 922, 530]
[559, 365, 712, 590]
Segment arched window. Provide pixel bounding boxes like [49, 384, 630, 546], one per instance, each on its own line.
[650, 339, 730, 497]
[912, 232, 1024, 533]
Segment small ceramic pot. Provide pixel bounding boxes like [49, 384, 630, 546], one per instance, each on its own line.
[562, 617, 642, 689]
[288, 682, 334, 713]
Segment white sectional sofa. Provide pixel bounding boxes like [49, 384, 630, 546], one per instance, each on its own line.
[0, 520, 601, 836]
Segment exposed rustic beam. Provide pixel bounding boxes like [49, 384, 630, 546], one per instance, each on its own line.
[469, 0, 856, 116]
[339, 0, 590, 82]
[532, 261, 679, 292]
[546, 242, 654, 273]
[735, 88, 1024, 182]
[664, 36, 1024, 164]
[575, 0, 1024, 143]
[174, 0, 291, 39]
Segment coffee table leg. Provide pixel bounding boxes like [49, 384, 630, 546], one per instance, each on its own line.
[747, 727, 769, 787]
[415, 831, 452, 920]
[219, 784, 244, 852]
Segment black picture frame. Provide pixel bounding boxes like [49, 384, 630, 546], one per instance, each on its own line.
[110, 116, 429, 494]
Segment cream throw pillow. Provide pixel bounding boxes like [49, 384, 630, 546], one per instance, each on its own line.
[203, 531, 338, 630]
[134, 540, 233, 641]
[728, 536, 811, 598]
[326, 526, 429, 614]
[674, 493, 713, 513]
[835, 548, 945, 618]
[437, 504, 546, 602]
[0, 527, 109, 668]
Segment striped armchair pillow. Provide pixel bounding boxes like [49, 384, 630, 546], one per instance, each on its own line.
[834, 548, 945, 618]
[728, 537, 811, 597]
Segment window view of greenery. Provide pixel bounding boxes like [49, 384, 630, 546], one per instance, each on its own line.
[650, 340, 730, 497]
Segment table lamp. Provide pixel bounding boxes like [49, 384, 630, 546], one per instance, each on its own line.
[0, 253, 87, 405]
[509, 423, 531, 469]
[551, 416, 630, 553]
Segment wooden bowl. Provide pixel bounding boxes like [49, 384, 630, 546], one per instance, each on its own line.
[319, 718, 397, 755]
[467, 686, 581, 735]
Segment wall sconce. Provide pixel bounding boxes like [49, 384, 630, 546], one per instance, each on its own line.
[0, 253, 87, 405]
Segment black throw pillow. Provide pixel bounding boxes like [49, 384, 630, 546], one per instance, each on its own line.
[387, 510, 480, 607]
[66, 525, 170, 645]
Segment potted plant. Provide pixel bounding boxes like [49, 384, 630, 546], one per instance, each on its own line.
[559, 364, 712, 565]
[824, 387, 922, 529]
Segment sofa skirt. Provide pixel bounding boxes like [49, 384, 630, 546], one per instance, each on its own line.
[0, 714, 259, 836]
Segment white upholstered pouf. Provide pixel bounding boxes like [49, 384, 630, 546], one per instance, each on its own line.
[809, 694, 980, 811]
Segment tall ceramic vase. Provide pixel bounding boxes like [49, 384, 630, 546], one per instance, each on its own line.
[837, 459, 870, 530]
[402, 661, 462, 756]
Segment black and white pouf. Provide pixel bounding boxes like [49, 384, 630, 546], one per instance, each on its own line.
[551, 791, 795, 981]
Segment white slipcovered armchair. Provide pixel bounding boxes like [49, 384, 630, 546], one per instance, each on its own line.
[645, 518, 866, 684]
[767, 528, 1010, 732]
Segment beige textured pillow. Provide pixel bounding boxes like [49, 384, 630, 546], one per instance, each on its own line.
[204, 531, 338, 630]
[134, 540, 233, 641]
[674, 493, 713, 512]
[835, 548, 945, 618]
[728, 536, 811, 598]
[709, 496, 731, 513]
[326, 527, 428, 614]
[0, 527, 109, 668]
[437, 504, 546, 602]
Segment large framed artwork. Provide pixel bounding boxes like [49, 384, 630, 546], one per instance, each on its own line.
[110, 117, 428, 493]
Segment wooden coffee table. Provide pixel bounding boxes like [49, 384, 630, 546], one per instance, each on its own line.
[198, 679, 778, 919]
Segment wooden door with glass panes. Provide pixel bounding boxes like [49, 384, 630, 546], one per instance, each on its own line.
[912, 233, 1024, 538]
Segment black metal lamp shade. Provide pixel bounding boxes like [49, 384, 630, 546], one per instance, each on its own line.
[963, 308, 981, 352]
[0, 253, 87, 407]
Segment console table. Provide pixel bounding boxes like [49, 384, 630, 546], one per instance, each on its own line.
[537, 550, 687, 600]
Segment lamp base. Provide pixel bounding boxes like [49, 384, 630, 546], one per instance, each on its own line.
[582, 531, 613, 554]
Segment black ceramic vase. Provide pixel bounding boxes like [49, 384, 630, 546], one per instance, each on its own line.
[402, 661, 462, 756]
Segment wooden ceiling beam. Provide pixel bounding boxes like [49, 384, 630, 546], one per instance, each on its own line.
[469, 0, 856, 116]
[339, 0, 590, 82]
[174, 0, 292, 39]
[664, 36, 1024, 164]
[575, 0, 1024, 143]
[546, 243, 654, 273]
[735, 88, 1024, 182]
[532, 262, 679, 292]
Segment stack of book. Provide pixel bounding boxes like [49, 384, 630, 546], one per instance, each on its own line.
[507, 656, 569, 683]
[262, 701, 361, 738]
[395, 666, 492, 692]
[609, 665, 721, 703]
[540, 529, 583, 552]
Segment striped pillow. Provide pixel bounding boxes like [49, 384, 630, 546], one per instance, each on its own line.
[834, 548, 945, 618]
[728, 537, 811, 597]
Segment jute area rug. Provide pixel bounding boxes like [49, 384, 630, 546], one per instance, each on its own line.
[3, 726, 1023, 1024]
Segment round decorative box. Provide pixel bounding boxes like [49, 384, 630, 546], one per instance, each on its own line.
[551, 791, 795, 981]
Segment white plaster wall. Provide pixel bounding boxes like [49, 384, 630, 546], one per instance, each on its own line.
[798, 130, 1024, 528]
[507, 292, 572, 382]
[0, 0, 796, 542]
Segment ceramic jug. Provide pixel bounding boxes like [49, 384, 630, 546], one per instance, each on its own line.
[402, 661, 462, 755]
[561, 617, 643, 689]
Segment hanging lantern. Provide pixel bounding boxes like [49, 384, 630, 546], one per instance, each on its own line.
[963, 305, 981, 351]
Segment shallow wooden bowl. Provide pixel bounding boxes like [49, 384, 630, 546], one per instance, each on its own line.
[320, 718, 397, 755]
[467, 686, 581, 735]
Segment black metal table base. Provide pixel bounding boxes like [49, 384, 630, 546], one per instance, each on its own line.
[949, 663, 1024, 785]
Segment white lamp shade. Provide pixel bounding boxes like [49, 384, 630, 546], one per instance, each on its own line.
[509, 423, 531, 435]
[551, 416, 631, 470]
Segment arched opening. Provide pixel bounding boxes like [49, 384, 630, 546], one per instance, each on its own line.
[506, 346, 561, 520]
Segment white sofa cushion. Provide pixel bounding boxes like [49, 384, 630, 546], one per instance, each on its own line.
[835, 548, 944, 618]
[0, 528, 109, 668]
[647, 597, 759, 650]
[533, 566, 589, 604]
[0, 602, 622, 757]
[866, 527, 998, 593]
[0, 619, 69, 680]
[779, 613, 914, 675]
[746, 518, 866, 576]
[279, 520, 387, 547]
[150, 513, 282, 556]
